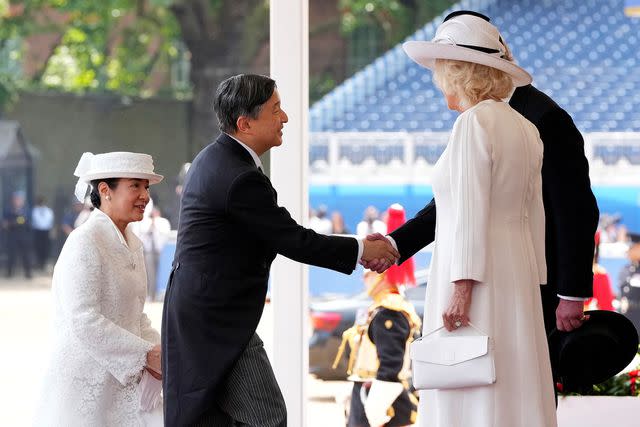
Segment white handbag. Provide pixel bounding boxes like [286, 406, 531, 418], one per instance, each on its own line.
[410, 322, 496, 390]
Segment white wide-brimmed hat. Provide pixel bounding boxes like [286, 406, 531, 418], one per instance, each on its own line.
[403, 12, 532, 87]
[73, 152, 164, 202]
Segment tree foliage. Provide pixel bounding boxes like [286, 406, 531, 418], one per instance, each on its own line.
[1, 0, 182, 102]
[339, 0, 456, 48]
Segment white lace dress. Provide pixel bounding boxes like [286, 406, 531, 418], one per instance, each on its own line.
[34, 209, 161, 426]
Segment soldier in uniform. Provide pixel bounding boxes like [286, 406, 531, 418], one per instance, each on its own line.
[619, 232, 640, 337]
[334, 202, 421, 427]
[334, 269, 421, 427]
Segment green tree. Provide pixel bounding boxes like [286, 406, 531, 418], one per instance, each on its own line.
[167, 0, 269, 151]
[1, 1, 451, 147]
[1, 0, 269, 152]
[338, 0, 456, 75]
[1, 1, 180, 96]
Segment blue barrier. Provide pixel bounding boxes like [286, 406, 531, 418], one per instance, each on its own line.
[155, 243, 176, 298]
[153, 242, 432, 298]
[153, 241, 628, 299]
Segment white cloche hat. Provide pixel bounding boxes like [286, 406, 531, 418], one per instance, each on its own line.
[73, 152, 164, 202]
[403, 11, 532, 87]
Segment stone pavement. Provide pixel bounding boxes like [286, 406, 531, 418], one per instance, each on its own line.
[0, 273, 350, 427]
[3, 273, 629, 427]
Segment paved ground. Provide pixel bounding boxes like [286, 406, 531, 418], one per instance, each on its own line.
[0, 273, 351, 427]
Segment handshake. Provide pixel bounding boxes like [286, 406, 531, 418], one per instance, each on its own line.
[360, 233, 399, 273]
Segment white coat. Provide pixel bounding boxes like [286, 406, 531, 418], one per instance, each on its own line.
[34, 208, 160, 426]
[418, 100, 557, 427]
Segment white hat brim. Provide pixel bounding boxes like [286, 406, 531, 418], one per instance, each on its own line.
[81, 171, 164, 185]
[403, 41, 532, 87]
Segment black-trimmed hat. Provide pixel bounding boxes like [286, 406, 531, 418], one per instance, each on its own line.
[402, 11, 531, 86]
[549, 310, 639, 391]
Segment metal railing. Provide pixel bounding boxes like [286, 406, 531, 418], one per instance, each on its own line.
[309, 132, 640, 186]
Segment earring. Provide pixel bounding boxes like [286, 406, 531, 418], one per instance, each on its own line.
[106, 195, 111, 201]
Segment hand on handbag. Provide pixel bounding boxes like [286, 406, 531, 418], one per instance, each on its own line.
[443, 280, 476, 331]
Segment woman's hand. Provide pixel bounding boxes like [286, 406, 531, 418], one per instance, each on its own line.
[443, 280, 476, 331]
[146, 344, 162, 379]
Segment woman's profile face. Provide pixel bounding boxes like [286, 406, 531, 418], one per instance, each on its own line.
[106, 178, 150, 224]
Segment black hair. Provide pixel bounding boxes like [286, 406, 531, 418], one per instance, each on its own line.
[213, 74, 276, 133]
[89, 178, 120, 209]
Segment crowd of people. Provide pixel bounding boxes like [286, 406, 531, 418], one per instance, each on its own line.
[309, 205, 387, 237]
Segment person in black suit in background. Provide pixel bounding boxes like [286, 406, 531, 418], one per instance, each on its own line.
[365, 10, 599, 342]
[3, 191, 32, 278]
[162, 74, 399, 426]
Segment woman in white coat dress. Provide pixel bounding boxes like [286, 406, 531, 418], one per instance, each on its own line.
[34, 152, 164, 426]
[403, 13, 557, 427]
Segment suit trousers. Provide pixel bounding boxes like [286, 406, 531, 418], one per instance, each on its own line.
[192, 333, 287, 427]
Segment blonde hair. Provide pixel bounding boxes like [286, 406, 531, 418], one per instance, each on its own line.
[433, 59, 514, 109]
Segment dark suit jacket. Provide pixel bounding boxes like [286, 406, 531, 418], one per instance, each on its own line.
[162, 133, 358, 426]
[390, 85, 599, 331]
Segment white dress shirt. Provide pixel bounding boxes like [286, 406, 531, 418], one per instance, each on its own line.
[32, 205, 54, 231]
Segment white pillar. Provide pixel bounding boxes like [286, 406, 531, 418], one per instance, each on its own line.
[270, 1, 309, 426]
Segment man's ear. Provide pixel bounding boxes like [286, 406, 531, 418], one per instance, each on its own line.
[236, 116, 251, 134]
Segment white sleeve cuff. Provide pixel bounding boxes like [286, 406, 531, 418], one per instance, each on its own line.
[386, 235, 399, 252]
[364, 380, 403, 427]
[385, 235, 400, 265]
[558, 294, 588, 301]
[355, 237, 364, 269]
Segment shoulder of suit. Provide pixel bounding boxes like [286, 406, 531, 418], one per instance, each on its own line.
[60, 218, 107, 261]
[194, 139, 260, 177]
[521, 85, 567, 122]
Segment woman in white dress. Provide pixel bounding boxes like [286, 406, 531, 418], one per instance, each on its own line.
[403, 13, 557, 427]
[34, 152, 164, 426]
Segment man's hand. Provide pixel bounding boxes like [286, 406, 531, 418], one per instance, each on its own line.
[556, 299, 589, 332]
[361, 237, 399, 273]
[360, 233, 396, 273]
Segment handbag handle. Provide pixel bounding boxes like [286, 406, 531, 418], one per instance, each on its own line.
[419, 321, 489, 339]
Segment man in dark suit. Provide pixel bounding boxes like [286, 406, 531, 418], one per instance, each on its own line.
[162, 74, 399, 426]
[365, 10, 599, 338]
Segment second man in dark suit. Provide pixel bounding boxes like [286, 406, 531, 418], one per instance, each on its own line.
[365, 10, 599, 341]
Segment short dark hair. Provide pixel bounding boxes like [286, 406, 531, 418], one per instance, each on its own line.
[213, 74, 276, 133]
[89, 178, 120, 209]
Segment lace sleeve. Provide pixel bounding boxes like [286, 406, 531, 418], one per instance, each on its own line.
[58, 240, 154, 386]
[140, 313, 161, 344]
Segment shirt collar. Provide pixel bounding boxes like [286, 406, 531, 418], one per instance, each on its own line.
[90, 208, 142, 251]
[224, 132, 263, 170]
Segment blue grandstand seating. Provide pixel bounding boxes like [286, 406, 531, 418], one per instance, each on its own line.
[309, 0, 640, 135]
